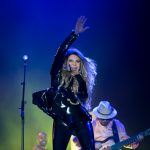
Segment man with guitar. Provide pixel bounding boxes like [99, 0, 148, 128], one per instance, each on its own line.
[73, 100, 144, 150]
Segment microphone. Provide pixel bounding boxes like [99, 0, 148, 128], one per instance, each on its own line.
[69, 64, 72, 71]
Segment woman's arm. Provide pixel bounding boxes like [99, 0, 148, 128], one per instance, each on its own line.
[50, 31, 78, 76]
[50, 16, 89, 77]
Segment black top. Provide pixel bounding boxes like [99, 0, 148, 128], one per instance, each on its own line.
[50, 31, 91, 125]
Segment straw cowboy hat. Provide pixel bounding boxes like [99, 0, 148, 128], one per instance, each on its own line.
[93, 100, 117, 119]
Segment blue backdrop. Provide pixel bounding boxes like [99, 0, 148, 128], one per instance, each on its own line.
[0, 0, 149, 149]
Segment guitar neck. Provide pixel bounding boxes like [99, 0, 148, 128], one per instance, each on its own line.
[97, 128, 150, 150]
[111, 134, 139, 150]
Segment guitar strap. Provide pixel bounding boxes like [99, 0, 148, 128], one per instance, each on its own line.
[112, 120, 120, 143]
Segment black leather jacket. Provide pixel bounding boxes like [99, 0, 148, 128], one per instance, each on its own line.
[50, 31, 91, 125]
[33, 31, 91, 124]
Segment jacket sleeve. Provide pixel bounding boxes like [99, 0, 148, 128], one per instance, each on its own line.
[50, 31, 78, 77]
[32, 88, 55, 118]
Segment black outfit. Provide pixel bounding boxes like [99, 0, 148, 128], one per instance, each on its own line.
[33, 31, 95, 150]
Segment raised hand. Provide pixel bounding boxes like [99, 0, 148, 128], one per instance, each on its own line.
[74, 16, 89, 34]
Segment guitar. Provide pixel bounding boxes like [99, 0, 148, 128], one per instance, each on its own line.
[96, 128, 150, 150]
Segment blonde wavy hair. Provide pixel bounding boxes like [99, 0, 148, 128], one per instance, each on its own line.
[61, 48, 97, 110]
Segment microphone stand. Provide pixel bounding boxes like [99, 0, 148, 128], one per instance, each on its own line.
[20, 55, 28, 150]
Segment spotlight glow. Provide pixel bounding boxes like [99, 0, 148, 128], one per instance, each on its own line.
[23, 55, 28, 61]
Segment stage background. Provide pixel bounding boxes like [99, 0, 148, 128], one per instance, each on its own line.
[0, 0, 149, 149]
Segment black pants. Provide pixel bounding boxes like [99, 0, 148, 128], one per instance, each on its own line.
[53, 118, 95, 150]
